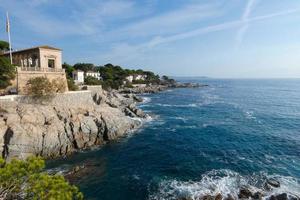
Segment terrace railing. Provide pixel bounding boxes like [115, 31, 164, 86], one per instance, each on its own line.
[18, 67, 65, 73]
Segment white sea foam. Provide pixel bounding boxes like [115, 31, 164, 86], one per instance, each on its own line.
[156, 103, 198, 108]
[142, 96, 152, 104]
[245, 110, 256, 120]
[148, 169, 300, 200]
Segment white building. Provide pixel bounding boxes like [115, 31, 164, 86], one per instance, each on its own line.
[125, 74, 147, 83]
[135, 74, 147, 80]
[126, 75, 134, 82]
[72, 70, 84, 84]
[86, 71, 101, 80]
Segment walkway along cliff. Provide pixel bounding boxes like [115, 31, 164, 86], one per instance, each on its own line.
[0, 87, 148, 160]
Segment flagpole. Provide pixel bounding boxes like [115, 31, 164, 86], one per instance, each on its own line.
[6, 12, 12, 65]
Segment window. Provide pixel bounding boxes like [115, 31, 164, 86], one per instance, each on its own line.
[48, 59, 55, 68]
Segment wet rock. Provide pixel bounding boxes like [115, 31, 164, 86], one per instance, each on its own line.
[267, 178, 281, 188]
[124, 108, 136, 118]
[276, 193, 288, 200]
[201, 195, 214, 200]
[70, 165, 85, 174]
[238, 185, 254, 199]
[176, 191, 193, 200]
[224, 194, 235, 200]
[253, 191, 264, 200]
[215, 193, 222, 200]
[288, 194, 300, 200]
[269, 193, 288, 200]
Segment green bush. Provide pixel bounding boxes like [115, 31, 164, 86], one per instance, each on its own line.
[26, 77, 55, 97]
[26, 77, 66, 98]
[84, 76, 101, 85]
[0, 57, 16, 89]
[67, 78, 78, 91]
[52, 78, 67, 93]
[0, 156, 83, 200]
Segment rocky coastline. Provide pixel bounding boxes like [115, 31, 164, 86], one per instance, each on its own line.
[0, 87, 150, 161]
[119, 82, 206, 94]
[0, 82, 205, 161]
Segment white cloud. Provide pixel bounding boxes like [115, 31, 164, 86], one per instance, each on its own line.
[98, 7, 300, 63]
[114, 2, 222, 38]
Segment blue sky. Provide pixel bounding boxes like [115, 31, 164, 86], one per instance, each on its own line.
[1, 0, 300, 78]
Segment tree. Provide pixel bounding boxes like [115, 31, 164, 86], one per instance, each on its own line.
[0, 40, 9, 52]
[62, 62, 75, 79]
[84, 76, 101, 85]
[0, 156, 83, 200]
[67, 78, 78, 91]
[0, 57, 16, 89]
[73, 63, 95, 72]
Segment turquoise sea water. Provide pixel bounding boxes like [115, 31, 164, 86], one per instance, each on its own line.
[48, 79, 300, 199]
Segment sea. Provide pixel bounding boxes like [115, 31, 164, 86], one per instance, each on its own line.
[47, 79, 300, 200]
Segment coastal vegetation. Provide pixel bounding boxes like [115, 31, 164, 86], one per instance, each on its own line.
[0, 57, 15, 89]
[63, 62, 161, 90]
[67, 78, 79, 91]
[84, 76, 101, 85]
[26, 77, 66, 98]
[0, 156, 83, 200]
[0, 40, 9, 52]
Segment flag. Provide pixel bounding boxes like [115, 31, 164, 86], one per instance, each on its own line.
[6, 12, 10, 33]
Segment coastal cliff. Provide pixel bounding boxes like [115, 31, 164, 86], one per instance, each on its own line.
[0, 88, 148, 160]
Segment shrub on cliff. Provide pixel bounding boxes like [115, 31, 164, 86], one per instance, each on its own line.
[26, 77, 66, 98]
[67, 78, 79, 91]
[0, 57, 16, 89]
[0, 156, 83, 200]
[52, 78, 67, 93]
[26, 77, 55, 97]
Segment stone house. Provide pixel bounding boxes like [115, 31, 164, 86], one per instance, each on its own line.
[0, 45, 68, 94]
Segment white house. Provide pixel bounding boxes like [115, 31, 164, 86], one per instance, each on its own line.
[126, 75, 134, 82]
[86, 71, 101, 80]
[135, 74, 147, 80]
[125, 74, 147, 83]
[72, 70, 84, 84]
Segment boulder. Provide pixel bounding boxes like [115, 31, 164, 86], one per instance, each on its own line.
[238, 185, 254, 199]
[224, 194, 235, 200]
[269, 193, 288, 200]
[215, 193, 222, 200]
[266, 178, 281, 188]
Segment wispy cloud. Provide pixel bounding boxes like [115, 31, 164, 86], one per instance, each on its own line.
[0, 0, 140, 37]
[99, 8, 300, 63]
[115, 2, 222, 38]
[235, 0, 258, 49]
[143, 8, 300, 47]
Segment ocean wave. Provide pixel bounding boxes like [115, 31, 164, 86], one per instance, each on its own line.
[244, 110, 256, 120]
[142, 96, 152, 104]
[155, 103, 198, 108]
[148, 169, 300, 200]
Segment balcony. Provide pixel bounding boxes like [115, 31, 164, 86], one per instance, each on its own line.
[17, 67, 65, 73]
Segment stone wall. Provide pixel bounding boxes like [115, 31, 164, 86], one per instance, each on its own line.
[16, 71, 68, 94]
[14, 91, 94, 109]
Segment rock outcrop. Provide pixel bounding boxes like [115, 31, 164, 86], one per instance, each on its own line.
[0, 89, 148, 160]
[119, 83, 207, 94]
